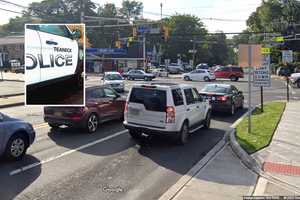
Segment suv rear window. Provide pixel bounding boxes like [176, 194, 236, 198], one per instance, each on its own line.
[172, 89, 184, 106]
[129, 88, 166, 112]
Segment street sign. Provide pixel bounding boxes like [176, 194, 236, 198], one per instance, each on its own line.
[261, 47, 271, 54]
[253, 69, 271, 87]
[274, 36, 284, 42]
[282, 50, 293, 63]
[253, 54, 271, 87]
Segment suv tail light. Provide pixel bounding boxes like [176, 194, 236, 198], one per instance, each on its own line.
[166, 106, 175, 123]
[71, 107, 86, 121]
[124, 101, 128, 113]
[217, 96, 228, 102]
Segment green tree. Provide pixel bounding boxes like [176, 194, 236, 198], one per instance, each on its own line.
[119, 0, 143, 20]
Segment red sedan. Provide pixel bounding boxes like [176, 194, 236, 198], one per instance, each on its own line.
[44, 86, 126, 133]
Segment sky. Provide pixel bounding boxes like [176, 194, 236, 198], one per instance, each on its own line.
[0, 0, 262, 33]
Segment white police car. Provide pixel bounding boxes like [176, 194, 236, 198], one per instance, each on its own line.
[25, 24, 83, 90]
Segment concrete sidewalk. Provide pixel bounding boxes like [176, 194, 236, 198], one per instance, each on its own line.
[252, 101, 300, 195]
[0, 72, 24, 82]
[0, 95, 24, 108]
[161, 145, 258, 200]
[0, 80, 24, 97]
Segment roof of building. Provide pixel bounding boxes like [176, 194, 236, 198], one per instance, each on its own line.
[0, 36, 24, 45]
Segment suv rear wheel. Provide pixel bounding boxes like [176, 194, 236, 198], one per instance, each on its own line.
[5, 133, 28, 160]
[86, 113, 99, 133]
[176, 122, 189, 145]
[204, 111, 211, 129]
[204, 76, 210, 82]
[128, 130, 142, 140]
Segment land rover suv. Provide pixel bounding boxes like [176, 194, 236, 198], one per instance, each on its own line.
[123, 83, 211, 144]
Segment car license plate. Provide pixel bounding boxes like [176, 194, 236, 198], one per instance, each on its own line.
[54, 111, 63, 117]
[129, 108, 140, 115]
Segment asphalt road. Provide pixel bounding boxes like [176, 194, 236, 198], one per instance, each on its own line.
[0, 75, 299, 200]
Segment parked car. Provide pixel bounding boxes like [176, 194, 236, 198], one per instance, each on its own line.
[277, 67, 292, 77]
[152, 68, 169, 77]
[214, 66, 244, 81]
[44, 86, 126, 133]
[102, 71, 125, 92]
[167, 64, 184, 74]
[122, 69, 155, 81]
[0, 112, 35, 160]
[183, 69, 215, 82]
[290, 73, 300, 88]
[15, 65, 25, 74]
[182, 63, 193, 72]
[199, 84, 244, 115]
[123, 83, 211, 145]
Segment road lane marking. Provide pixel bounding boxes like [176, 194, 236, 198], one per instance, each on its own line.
[9, 129, 128, 176]
[33, 123, 49, 129]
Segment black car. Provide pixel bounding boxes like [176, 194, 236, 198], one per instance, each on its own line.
[199, 84, 244, 115]
[123, 69, 155, 81]
[277, 67, 292, 77]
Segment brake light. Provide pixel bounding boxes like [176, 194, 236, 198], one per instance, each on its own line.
[71, 107, 86, 121]
[217, 96, 228, 101]
[124, 101, 128, 113]
[166, 106, 175, 123]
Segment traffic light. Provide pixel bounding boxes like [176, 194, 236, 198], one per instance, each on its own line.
[127, 37, 134, 47]
[161, 25, 170, 41]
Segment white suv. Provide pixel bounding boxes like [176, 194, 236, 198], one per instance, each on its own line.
[123, 83, 211, 144]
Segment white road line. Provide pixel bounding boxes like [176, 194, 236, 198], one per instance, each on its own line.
[9, 129, 128, 176]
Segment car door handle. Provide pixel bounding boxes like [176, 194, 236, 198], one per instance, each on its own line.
[46, 40, 58, 45]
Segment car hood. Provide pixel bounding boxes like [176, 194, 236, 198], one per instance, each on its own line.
[104, 80, 124, 84]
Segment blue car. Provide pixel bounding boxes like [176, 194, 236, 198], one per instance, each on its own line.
[0, 112, 35, 160]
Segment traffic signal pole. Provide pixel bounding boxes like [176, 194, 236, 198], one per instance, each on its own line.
[143, 34, 146, 72]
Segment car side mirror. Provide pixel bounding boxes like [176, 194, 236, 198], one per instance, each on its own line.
[72, 29, 81, 40]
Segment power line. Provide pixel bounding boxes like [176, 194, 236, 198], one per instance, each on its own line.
[0, 7, 24, 14]
[0, 0, 27, 9]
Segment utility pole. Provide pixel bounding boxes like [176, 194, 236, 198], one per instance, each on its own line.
[248, 45, 252, 133]
[143, 34, 146, 72]
[160, 3, 163, 20]
[80, 0, 85, 23]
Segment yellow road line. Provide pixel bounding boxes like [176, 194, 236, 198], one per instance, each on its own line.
[33, 123, 49, 129]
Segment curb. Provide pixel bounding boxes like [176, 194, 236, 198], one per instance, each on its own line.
[228, 104, 300, 194]
[0, 79, 24, 82]
[158, 129, 232, 200]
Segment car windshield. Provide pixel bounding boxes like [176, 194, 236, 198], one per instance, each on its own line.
[105, 74, 123, 80]
[202, 85, 230, 93]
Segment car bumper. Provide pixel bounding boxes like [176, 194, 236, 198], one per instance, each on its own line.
[210, 102, 231, 112]
[44, 116, 86, 128]
[123, 121, 179, 136]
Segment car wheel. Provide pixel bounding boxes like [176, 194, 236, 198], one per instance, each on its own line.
[204, 111, 211, 129]
[5, 133, 28, 160]
[176, 121, 189, 145]
[48, 123, 60, 129]
[230, 76, 237, 81]
[204, 76, 210, 82]
[144, 77, 150, 81]
[86, 113, 99, 133]
[184, 76, 190, 81]
[230, 104, 235, 115]
[128, 129, 142, 140]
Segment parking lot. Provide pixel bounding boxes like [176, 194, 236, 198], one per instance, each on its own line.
[0, 75, 299, 200]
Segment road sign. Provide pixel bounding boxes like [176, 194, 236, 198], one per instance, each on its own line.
[282, 50, 293, 63]
[274, 36, 284, 42]
[253, 54, 271, 87]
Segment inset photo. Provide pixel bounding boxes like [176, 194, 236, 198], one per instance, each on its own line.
[25, 24, 85, 106]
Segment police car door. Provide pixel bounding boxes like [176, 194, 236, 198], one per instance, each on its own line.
[25, 25, 42, 85]
[37, 25, 78, 83]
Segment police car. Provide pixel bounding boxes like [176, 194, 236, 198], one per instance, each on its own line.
[25, 24, 83, 90]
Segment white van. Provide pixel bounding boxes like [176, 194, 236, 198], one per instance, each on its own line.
[25, 24, 83, 90]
